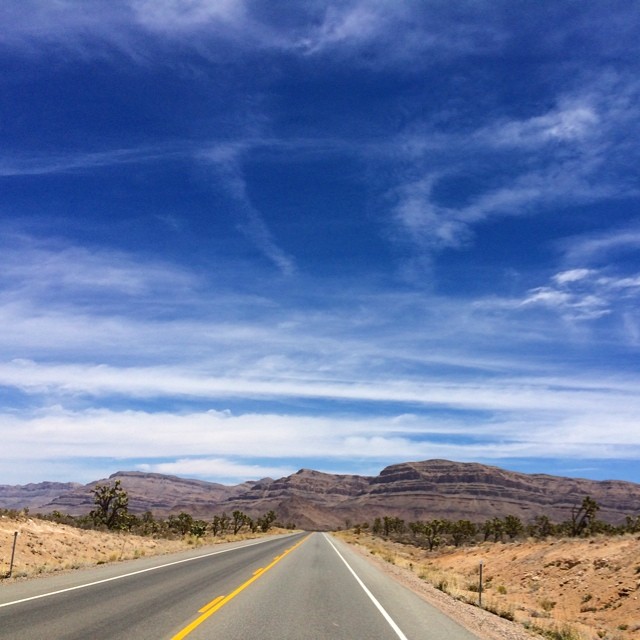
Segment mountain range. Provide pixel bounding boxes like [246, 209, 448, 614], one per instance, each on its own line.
[2, 460, 639, 530]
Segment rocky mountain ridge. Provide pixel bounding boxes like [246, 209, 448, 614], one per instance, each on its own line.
[2, 460, 639, 530]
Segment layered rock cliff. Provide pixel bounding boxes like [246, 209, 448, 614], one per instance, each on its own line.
[2, 460, 639, 531]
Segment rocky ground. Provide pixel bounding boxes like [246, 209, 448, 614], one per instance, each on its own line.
[338, 531, 640, 640]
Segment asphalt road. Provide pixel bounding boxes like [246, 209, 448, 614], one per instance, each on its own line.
[0, 532, 480, 639]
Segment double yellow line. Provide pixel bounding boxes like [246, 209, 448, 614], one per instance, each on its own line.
[171, 534, 310, 639]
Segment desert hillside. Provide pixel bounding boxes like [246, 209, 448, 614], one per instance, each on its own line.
[0, 514, 196, 578]
[341, 530, 640, 640]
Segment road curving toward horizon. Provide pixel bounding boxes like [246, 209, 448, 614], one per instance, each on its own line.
[0, 532, 479, 639]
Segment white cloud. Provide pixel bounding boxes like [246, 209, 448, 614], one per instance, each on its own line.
[0, 241, 197, 298]
[0, 145, 185, 177]
[136, 458, 292, 482]
[388, 73, 640, 251]
[485, 104, 599, 149]
[2, 397, 640, 484]
[562, 227, 640, 264]
[296, 3, 386, 54]
[392, 176, 471, 249]
[0, 0, 252, 56]
[0, 228, 636, 487]
[295, 0, 510, 65]
[553, 269, 593, 285]
[1, 358, 639, 419]
[0, 0, 509, 65]
[519, 287, 610, 320]
[1, 232, 637, 400]
[2, 236, 638, 481]
[200, 144, 296, 276]
[481, 266, 640, 323]
[610, 276, 640, 291]
[391, 164, 608, 250]
[520, 288, 571, 307]
[392, 148, 633, 252]
[0, 137, 295, 276]
[131, 0, 245, 32]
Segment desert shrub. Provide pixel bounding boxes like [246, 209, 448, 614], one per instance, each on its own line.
[436, 578, 449, 593]
[540, 598, 557, 612]
[483, 601, 515, 621]
[523, 623, 583, 640]
[546, 626, 582, 640]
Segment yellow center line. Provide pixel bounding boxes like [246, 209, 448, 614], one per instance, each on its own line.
[171, 534, 310, 640]
[198, 596, 224, 613]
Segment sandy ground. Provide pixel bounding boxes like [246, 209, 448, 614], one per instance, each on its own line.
[338, 532, 640, 640]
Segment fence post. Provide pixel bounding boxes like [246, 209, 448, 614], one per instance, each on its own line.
[8, 531, 19, 578]
[478, 560, 483, 608]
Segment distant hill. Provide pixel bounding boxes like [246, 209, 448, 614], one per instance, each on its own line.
[29, 471, 263, 517]
[2, 460, 639, 530]
[0, 481, 82, 510]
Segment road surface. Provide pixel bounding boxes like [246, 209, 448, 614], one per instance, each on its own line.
[0, 532, 479, 639]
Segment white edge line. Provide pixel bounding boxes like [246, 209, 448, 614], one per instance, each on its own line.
[0, 535, 290, 609]
[323, 533, 410, 640]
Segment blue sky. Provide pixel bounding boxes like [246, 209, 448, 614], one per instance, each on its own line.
[2, 1, 640, 486]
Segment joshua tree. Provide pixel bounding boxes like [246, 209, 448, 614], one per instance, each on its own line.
[570, 496, 599, 536]
[90, 480, 130, 530]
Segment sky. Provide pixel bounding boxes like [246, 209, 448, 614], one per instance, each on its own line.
[1, 1, 640, 487]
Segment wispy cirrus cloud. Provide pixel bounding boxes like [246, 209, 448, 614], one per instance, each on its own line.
[484, 105, 599, 148]
[1, 0, 504, 63]
[0, 144, 188, 177]
[1, 231, 637, 378]
[2, 357, 640, 418]
[389, 74, 640, 252]
[561, 227, 640, 265]
[0, 0, 248, 56]
[391, 160, 621, 251]
[295, 2, 386, 55]
[0, 137, 295, 275]
[0, 239, 197, 299]
[292, 0, 511, 66]
[130, 0, 245, 32]
[3, 1, 638, 76]
[200, 143, 296, 276]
